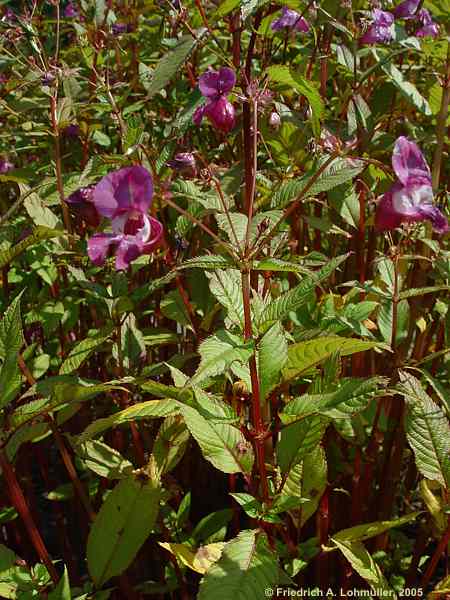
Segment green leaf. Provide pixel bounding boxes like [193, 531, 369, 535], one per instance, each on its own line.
[180, 403, 254, 474]
[280, 377, 388, 423]
[381, 61, 431, 115]
[145, 32, 206, 99]
[281, 446, 327, 526]
[171, 180, 228, 212]
[206, 270, 245, 329]
[277, 417, 328, 475]
[271, 158, 365, 209]
[333, 540, 397, 598]
[160, 289, 192, 327]
[398, 372, 450, 487]
[178, 255, 235, 270]
[20, 184, 60, 228]
[159, 541, 224, 574]
[258, 322, 288, 402]
[328, 512, 421, 547]
[191, 330, 253, 386]
[0, 226, 64, 269]
[266, 65, 324, 124]
[131, 270, 178, 303]
[74, 440, 134, 479]
[78, 399, 179, 441]
[198, 529, 279, 600]
[48, 566, 70, 600]
[259, 254, 350, 328]
[283, 337, 386, 383]
[0, 293, 24, 411]
[399, 285, 450, 300]
[153, 415, 190, 475]
[59, 328, 112, 374]
[87, 474, 160, 587]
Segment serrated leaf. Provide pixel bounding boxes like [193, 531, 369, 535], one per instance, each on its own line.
[266, 65, 324, 122]
[131, 270, 178, 303]
[178, 255, 235, 270]
[20, 184, 60, 228]
[48, 566, 70, 600]
[329, 512, 421, 547]
[258, 322, 288, 402]
[0, 293, 24, 411]
[277, 417, 327, 474]
[333, 540, 397, 598]
[78, 399, 179, 441]
[74, 440, 134, 479]
[283, 337, 386, 383]
[145, 33, 206, 99]
[191, 330, 253, 386]
[197, 530, 279, 600]
[59, 328, 112, 374]
[0, 226, 64, 269]
[153, 415, 190, 475]
[180, 403, 254, 474]
[171, 180, 228, 212]
[206, 270, 245, 329]
[381, 61, 431, 115]
[87, 474, 160, 587]
[259, 254, 350, 328]
[271, 158, 365, 209]
[398, 372, 450, 487]
[280, 377, 387, 423]
[281, 446, 327, 526]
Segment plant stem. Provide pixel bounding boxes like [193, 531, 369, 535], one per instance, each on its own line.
[50, 94, 71, 233]
[0, 449, 59, 584]
[432, 41, 450, 190]
[241, 269, 269, 502]
[420, 519, 450, 590]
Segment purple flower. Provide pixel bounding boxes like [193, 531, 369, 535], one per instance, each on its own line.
[393, 0, 420, 19]
[416, 9, 439, 38]
[63, 124, 80, 138]
[194, 67, 236, 133]
[271, 6, 310, 33]
[0, 158, 14, 174]
[166, 152, 196, 174]
[66, 186, 100, 228]
[361, 9, 394, 45]
[375, 137, 449, 234]
[87, 166, 163, 270]
[64, 2, 79, 18]
[112, 23, 131, 35]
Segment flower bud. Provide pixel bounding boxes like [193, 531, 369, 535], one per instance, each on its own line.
[269, 111, 281, 130]
[205, 96, 235, 133]
[166, 152, 196, 174]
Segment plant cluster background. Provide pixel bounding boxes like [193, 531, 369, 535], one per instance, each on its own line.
[0, 0, 449, 598]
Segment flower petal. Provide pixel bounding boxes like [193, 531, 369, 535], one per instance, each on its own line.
[392, 136, 431, 186]
[193, 104, 206, 126]
[198, 67, 236, 98]
[115, 238, 143, 271]
[87, 233, 118, 266]
[375, 191, 404, 231]
[93, 166, 153, 218]
[393, 0, 420, 19]
[204, 96, 235, 133]
[417, 204, 449, 234]
[143, 216, 164, 251]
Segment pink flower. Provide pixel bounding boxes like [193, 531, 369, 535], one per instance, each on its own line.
[193, 67, 236, 133]
[375, 137, 448, 234]
[271, 6, 310, 33]
[87, 166, 163, 270]
[416, 9, 439, 38]
[361, 9, 394, 45]
[393, 0, 420, 19]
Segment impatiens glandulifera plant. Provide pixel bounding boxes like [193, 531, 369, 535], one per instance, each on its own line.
[0, 1, 449, 599]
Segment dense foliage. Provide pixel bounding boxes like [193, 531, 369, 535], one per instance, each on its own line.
[0, 0, 449, 598]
